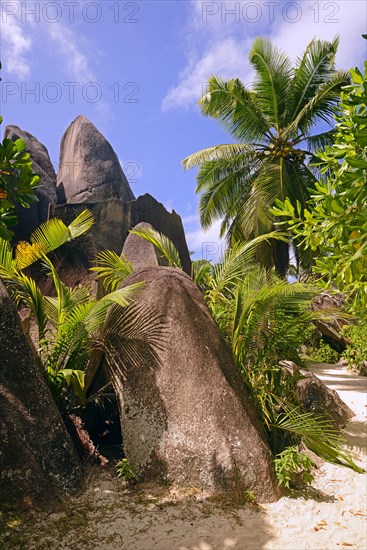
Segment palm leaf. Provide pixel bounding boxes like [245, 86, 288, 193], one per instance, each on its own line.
[130, 226, 182, 269]
[288, 37, 340, 123]
[199, 76, 272, 142]
[249, 37, 293, 129]
[23, 209, 94, 267]
[182, 143, 256, 170]
[91, 250, 134, 292]
[284, 70, 351, 140]
[276, 406, 363, 472]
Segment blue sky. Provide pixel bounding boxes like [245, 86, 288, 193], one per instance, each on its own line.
[1, 0, 366, 260]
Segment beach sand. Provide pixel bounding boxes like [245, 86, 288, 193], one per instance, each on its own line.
[1, 363, 366, 550]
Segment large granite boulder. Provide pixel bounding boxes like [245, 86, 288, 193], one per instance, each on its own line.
[4, 125, 57, 241]
[113, 267, 279, 502]
[121, 222, 160, 270]
[0, 281, 82, 506]
[278, 360, 354, 428]
[312, 293, 350, 352]
[51, 194, 192, 275]
[124, 194, 191, 275]
[296, 372, 355, 428]
[57, 115, 135, 204]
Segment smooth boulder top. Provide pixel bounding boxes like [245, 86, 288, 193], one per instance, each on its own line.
[121, 222, 161, 271]
[116, 266, 280, 503]
[57, 115, 135, 204]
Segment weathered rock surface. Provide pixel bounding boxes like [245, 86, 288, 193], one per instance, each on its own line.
[57, 115, 135, 204]
[121, 222, 160, 270]
[4, 125, 57, 240]
[0, 281, 82, 506]
[125, 194, 191, 275]
[312, 293, 350, 352]
[296, 372, 355, 428]
[278, 360, 354, 427]
[114, 267, 279, 502]
[51, 194, 191, 274]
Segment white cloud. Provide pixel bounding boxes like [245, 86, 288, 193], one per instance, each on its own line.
[184, 215, 226, 262]
[163, 0, 366, 111]
[1, 1, 97, 84]
[1, 4, 32, 79]
[162, 37, 253, 111]
[270, 0, 367, 70]
[46, 24, 96, 84]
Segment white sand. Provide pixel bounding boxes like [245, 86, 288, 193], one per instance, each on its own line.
[2, 364, 366, 550]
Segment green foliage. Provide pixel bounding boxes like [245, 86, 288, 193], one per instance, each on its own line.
[274, 446, 314, 488]
[0, 116, 40, 240]
[341, 317, 367, 374]
[129, 225, 182, 268]
[0, 211, 143, 408]
[183, 36, 350, 275]
[91, 250, 133, 292]
[243, 490, 256, 504]
[307, 339, 340, 363]
[273, 61, 367, 312]
[116, 458, 136, 481]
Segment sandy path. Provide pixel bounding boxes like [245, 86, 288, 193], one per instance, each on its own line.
[263, 363, 367, 550]
[1, 364, 366, 550]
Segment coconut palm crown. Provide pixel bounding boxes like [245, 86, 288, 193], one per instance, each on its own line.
[182, 36, 350, 276]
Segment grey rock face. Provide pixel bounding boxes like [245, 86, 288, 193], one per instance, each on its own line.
[278, 360, 354, 428]
[312, 293, 350, 352]
[4, 125, 57, 240]
[114, 267, 279, 503]
[296, 372, 355, 428]
[0, 281, 82, 506]
[124, 194, 191, 275]
[121, 222, 160, 270]
[51, 194, 192, 275]
[57, 115, 135, 204]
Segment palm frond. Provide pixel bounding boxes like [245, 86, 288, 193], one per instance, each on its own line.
[199, 76, 272, 142]
[249, 37, 293, 129]
[196, 153, 259, 229]
[104, 302, 167, 381]
[303, 129, 336, 151]
[84, 283, 144, 334]
[91, 250, 134, 292]
[284, 70, 351, 140]
[20, 209, 94, 268]
[288, 37, 339, 123]
[191, 260, 213, 288]
[182, 143, 256, 171]
[276, 406, 363, 472]
[130, 226, 182, 269]
[11, 271, 47, 340]
[206, 233, 289, 308]
[0, 237, 15, 277]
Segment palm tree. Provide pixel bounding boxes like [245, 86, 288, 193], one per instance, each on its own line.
[182, 36, 350, 276]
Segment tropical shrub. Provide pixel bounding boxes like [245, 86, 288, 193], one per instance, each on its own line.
[273, 60, 367, 313]
[0, 116, 40, 240]
[341, 317, 367, 374]
[306, 339, 340, 364]
[0, 210, 143, 410]
[274, 446, 314, 488]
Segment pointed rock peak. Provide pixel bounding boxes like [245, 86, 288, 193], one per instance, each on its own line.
[57, 115, 135, 204]
[3, 124, 57, 207]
